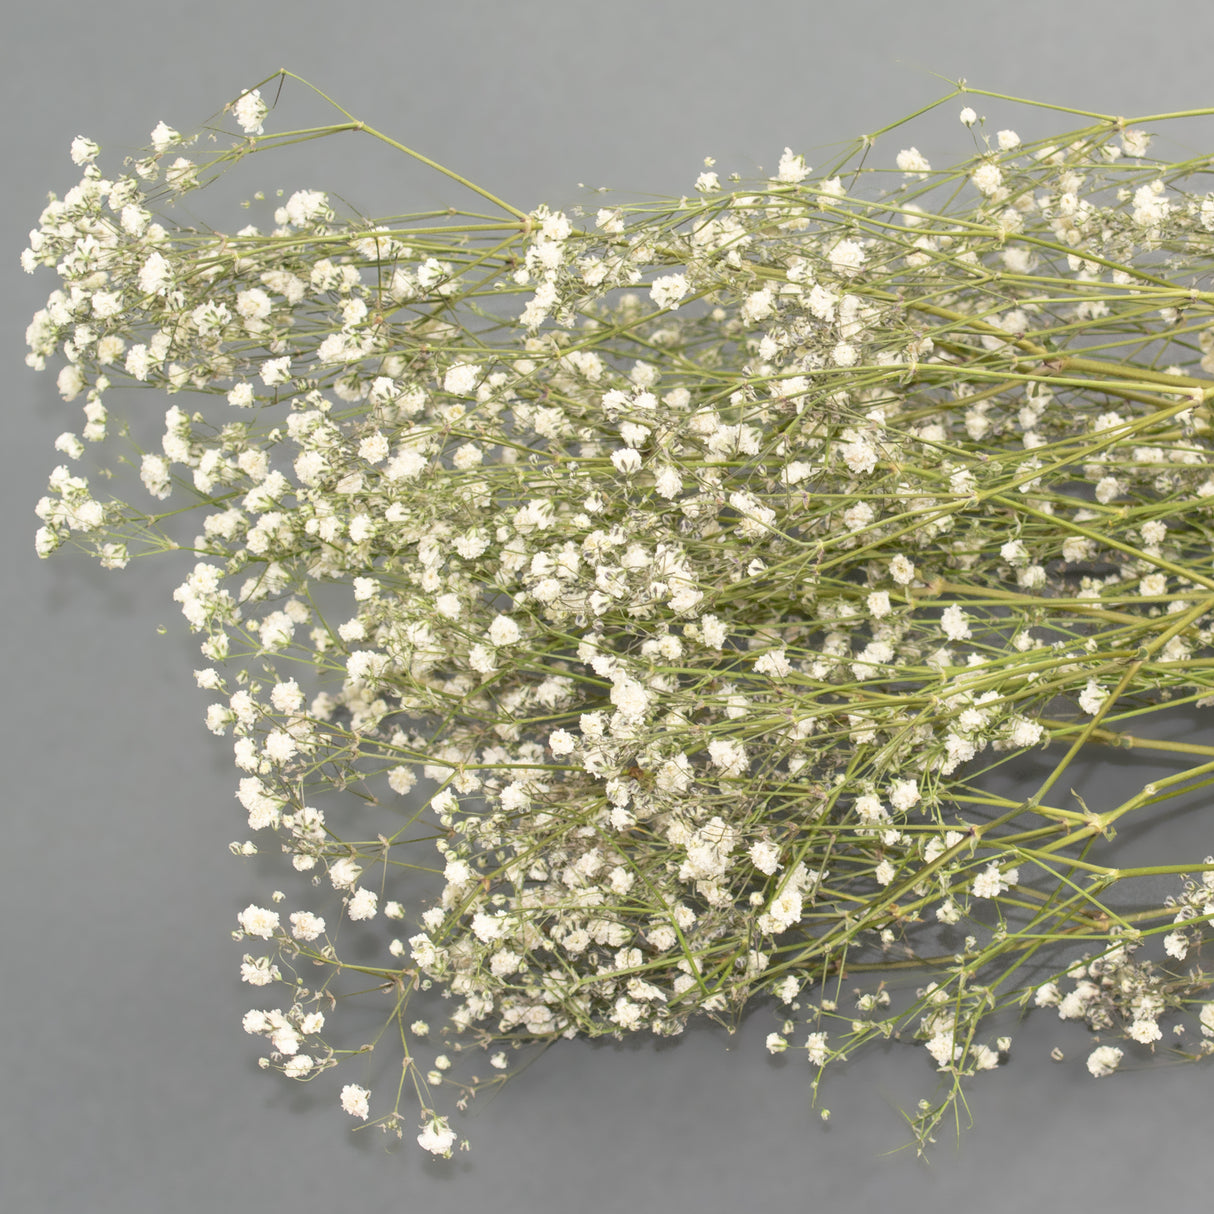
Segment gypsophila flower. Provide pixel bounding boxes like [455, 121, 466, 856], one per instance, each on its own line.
[889, 554, 915, 585]
[896, 147, 931, 175]
[31, 78, 1214, 1163]
[417, 1116, 457, 1156]
[290, 911, 326, 941]
[1078, 681, 1107, 716]
[232, 89, 268, 135]
[237, 905, 280, 939]
[776, 147, 810, 183]
[340, 1084, 370, 1119]
[940, 604, 972, 641]
[347, 888, 378, 920]
[971, 162, 1003, 196]
[650, 274, 689, 310]
[1086, 1046, 1123, 1077]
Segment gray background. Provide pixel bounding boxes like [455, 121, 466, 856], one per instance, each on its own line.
[5, 2, 1214, 1210]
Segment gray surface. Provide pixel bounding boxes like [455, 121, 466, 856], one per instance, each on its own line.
[5, 2, 1213, 1210]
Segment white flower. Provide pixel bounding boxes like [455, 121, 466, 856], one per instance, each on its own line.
[417, 1116, 457, 1156]
[940, 604, 972, 641]
[707, 738, 747, 777]
[749, 840, 782, 875]
[443, 363, 481, 395]
[1200, 1004, 1214, 1037]
[867, 590, 892, 619]
[1086, 1045, 1123, 1077]
[1164, 931, 1188, 960]
[829, 240, 865, 277]
[328, 857, 362, 889]
[70, 136, 100, 166]
[347, 888, 378, 920]
[971, 863, 1017, 899]
[150, 120, 179, 151]
[471, 912, 505, 943]
[289, 911, 326, 941]
[260, 356, 292, 386]
[340, 1084, 371, 1119]
[1077, 680, 1107, 716]
[754, 648, 791, 678]
[889, 779, 920, 813]
[1007, 718, 1044, 748]
[741, 287, 776, 324]
[997, 129, 1021, 151]
[960, 107, 978, 127]
[232, 88, 268, 135]
[1033, 982, 1061, 1008]
[237, 905, 280, 939]
[611, 447, 642, 475]
[487, 614, 521, 646]
[889, 554, 915, 585]
[240, 956, 280, 986]
[284, 1055, 314, 1079]
[776, 147, 810, 183]
[832, 341, 859, 368]
[806, 1032, 829, 1065]
[1121, 129, 1151, 157]
[650, 274, 689, 310]
[1127, 1017, 1162, 1044]
[610, 676, 650, 718]
[138, 251, 173, 295]
[971, 162, 1003, 196]
[841, 440, 877, 475]
[896, 147, 931, 174]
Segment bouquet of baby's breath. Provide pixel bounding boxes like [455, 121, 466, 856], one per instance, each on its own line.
[26, 71, 1214, 1157]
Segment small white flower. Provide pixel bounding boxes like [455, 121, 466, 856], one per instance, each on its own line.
[776, 147, 810, 183]
[1077, 680, 1107, 716]
[340, 1084, 371, 1119]
[940, 604, 972, 641]
[1127, 1017, 1162, 1045]
[829, 239, 865, 277]
[611, 447, 642, 475]
[347, 888, 378, 921]
[443, 363, 481, 396]
[971, 162, 1003, 196]
[289, 911, 326, 941]
[487, 614, 521, 646]
[232, 88, 268, 135]
[1164, 931, 1188, 960]
[650, 273, 689, 310]
[150, 120, 179, 151]
[1086, 1045, 1123, 1077]
[1121, 129, 1151, 158]
[417, 1116, 458, 1156]
[237, 904, 280, 939]
[896, 147, 931, 175]
[70, 135, 101, 166]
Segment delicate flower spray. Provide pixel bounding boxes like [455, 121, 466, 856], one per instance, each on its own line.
[26, 72, 1214, 1157]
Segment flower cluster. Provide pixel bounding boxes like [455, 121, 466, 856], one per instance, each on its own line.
[26, 73, 1214, 1157]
